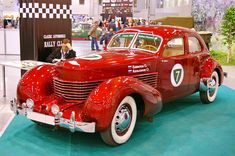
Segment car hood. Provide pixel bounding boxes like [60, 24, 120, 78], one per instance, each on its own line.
[55, 50, 158, 81]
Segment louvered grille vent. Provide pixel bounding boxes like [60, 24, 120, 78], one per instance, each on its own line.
[134, 73, 158, 88]
[53, 78, 102, 101]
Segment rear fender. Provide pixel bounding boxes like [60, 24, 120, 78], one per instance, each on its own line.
[83, 76, 162, 131]
[200, 58, 224, 85]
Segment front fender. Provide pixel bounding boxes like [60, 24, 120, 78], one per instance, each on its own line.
[17, 64, 58, 104]
[83, 76, 162, 131]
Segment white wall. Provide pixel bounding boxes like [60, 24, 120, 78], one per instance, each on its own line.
[72, 0, 102, 20]
[5, 29, 20, 54]
[155, 4, 192, 19]
[1, 0, 18, 12]
[0, 29, 20, 55]
[1, 0, 19, 18]
[72, 0, 90, 15]
[133, 0, 192, 19]
[91, 0, 103, 20]
[133, 9, 148, 19]
[0, 29, 4, 54]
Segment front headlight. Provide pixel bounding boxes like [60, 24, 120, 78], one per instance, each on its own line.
[51, 104, 60, 115]
[26, 98, 34, 108]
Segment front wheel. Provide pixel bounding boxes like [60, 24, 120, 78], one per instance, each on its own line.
[100, 96, 137, 146]
[200, 71, 219, 104]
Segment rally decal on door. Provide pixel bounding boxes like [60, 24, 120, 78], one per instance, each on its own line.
[128, 64, 149, 73]
[170, 64, 184, 87]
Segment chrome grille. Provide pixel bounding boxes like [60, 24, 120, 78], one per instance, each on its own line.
[53, 78, 102, 101]
[134, 73, 158, 88]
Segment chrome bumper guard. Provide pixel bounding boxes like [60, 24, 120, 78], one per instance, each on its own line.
[10, 99, 95, 133]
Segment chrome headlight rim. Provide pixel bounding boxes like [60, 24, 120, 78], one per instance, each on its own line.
[51, 104, 60, 115]
[26, 98, 34, 109]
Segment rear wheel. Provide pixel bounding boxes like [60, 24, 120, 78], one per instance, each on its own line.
[100, 96, 137, 146]
[200, 71, 219, 104]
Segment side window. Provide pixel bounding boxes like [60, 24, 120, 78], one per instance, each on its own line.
[163, 38, 184, 57]
[188, 37, 202, 53]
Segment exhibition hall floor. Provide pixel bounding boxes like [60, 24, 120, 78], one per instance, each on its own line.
[0, 86, 235, 156]
[0, 41, 235, 155]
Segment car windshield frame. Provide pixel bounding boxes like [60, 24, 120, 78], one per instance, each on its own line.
[107, 32, 163, 53]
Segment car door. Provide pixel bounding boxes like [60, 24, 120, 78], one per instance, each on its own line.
[185, 35, 203, 93]
[157, 36, 192, 102]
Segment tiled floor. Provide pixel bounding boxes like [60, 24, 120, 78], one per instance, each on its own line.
[0, 40, 234, 137]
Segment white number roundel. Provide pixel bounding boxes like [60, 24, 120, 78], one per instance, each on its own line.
[170, 64, 184, 87]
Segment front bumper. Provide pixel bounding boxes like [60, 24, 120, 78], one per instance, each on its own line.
[10, 99, 95, 133]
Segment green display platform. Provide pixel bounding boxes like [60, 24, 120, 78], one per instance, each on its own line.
[0, 86, 235, 156]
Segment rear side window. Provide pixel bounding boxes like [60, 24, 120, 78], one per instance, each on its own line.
[163, 38, 184, 57]
[188, 37, 202, 53]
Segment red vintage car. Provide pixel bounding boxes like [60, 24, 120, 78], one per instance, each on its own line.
[11, 25, 224, 146]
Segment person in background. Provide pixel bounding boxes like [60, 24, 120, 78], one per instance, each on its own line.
[123, 20, 129, 28]
[0, 18, 3, 29]
[117, 19, 121, 31]
[46, 38, 76, 63]
[88, 21, 101, 51]
[108, 19, 116, 32]
[137, 19, 141, 25]
[14, 17, 19, 29]
[99, 20, 103, 27]
[100, 28, 114, 50]
[103, 19, 109, 31]
[141, 19, 146, 25]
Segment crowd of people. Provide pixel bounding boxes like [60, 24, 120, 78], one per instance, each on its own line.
[102, 18, 150, 31]
[88, 18, 151, 50]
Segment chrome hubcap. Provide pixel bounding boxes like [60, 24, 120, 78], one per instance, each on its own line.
[115, 104, 132, 136]
[208, 77, 217, 95]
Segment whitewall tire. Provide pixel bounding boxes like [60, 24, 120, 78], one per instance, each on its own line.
[100, 96, 137, 146]
[200, 71, 219, 104]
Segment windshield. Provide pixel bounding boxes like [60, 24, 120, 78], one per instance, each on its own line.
[108, 32, 162, 53]
[108, 33, 136, 49]
[132, 34, 162, 52]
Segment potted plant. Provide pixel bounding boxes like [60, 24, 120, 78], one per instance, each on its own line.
[221, 6, 235, 63]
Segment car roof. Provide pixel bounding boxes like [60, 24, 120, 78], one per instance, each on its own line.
[120, 25, 196, 38]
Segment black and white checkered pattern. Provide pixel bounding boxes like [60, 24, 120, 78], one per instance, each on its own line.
[20, 3, 72, 19]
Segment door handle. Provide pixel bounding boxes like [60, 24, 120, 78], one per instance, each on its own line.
[161, 60, 168, 63]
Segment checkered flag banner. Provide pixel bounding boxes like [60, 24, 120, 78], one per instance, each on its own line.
[20, 2, 72, 19]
